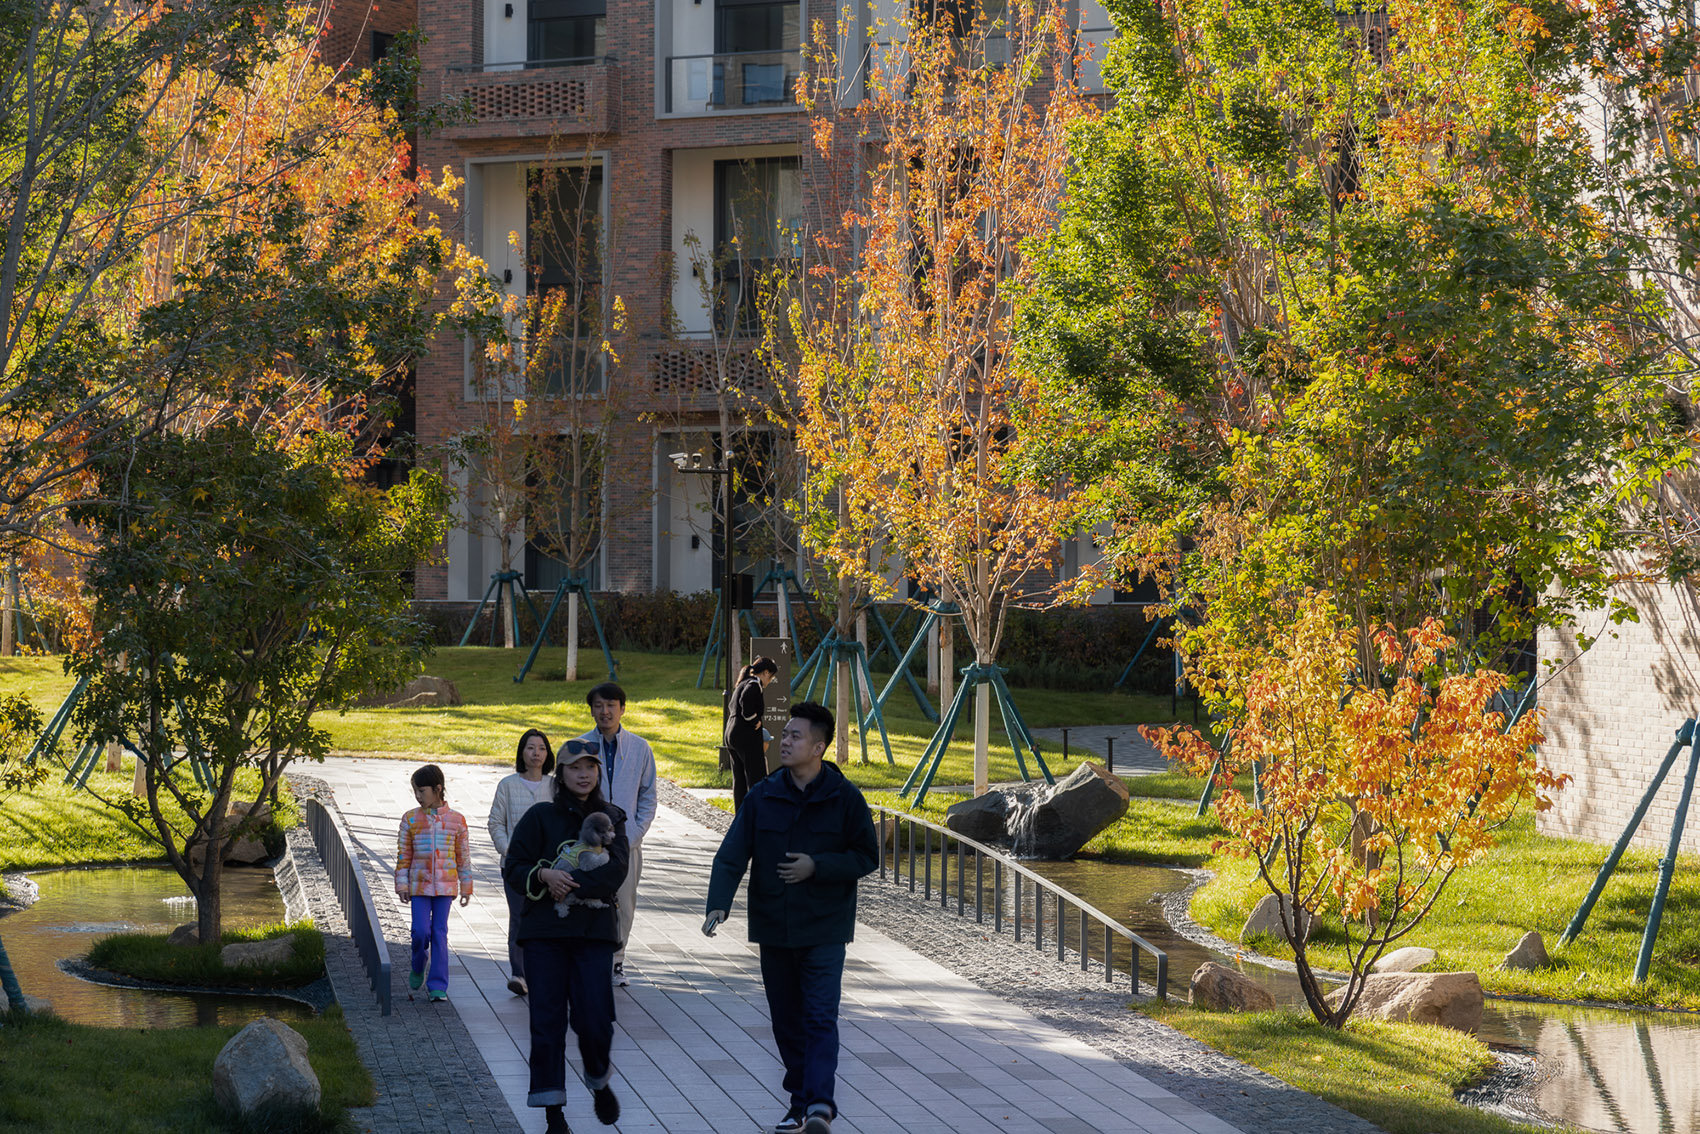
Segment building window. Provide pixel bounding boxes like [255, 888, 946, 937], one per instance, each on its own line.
[714, 156, 801, 334]
[713, 0, 799, 105]
[527, 163, 605, 394]
[372, 30, 394, 63]
[529, 0, 606, 66]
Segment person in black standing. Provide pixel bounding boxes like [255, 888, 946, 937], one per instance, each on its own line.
[725, 656, 778, 812]
[703, 700, 878, 1134]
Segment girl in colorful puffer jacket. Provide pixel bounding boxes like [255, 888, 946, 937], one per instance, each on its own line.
[395, 763, 473, 1000]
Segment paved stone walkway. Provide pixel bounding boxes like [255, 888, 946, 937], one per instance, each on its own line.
[291, 756, 1377, 1134]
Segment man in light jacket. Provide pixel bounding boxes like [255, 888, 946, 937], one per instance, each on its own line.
[570, 681, 657, 986]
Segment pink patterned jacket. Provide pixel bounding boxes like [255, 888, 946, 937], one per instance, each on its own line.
[395, 806, 474, 897]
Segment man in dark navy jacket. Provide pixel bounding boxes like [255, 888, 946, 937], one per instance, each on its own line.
[703, 700, 878, 1134]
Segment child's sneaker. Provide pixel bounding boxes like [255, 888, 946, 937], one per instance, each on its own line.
[428, 989, 447, 1002]
[407, 971, 423, 991]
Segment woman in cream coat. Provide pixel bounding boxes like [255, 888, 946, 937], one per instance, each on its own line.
[489, 728, 556, 995]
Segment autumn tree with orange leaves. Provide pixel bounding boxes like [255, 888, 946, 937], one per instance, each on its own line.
[792, 0, 1094, 788]
[1146, 592, 1562, 1027]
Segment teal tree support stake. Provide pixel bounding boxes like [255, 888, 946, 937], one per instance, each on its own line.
[1560, 719, 1695, 948]
[1636, 728, 1700, 982]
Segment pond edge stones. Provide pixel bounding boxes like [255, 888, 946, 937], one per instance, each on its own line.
[213, 1016, 321, 1119]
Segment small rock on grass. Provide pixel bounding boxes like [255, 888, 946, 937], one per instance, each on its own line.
[1190, 962, 1277, 1012]
[1499, 931, 1550, 971]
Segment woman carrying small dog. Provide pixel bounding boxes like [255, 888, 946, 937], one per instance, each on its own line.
[503, 740, 629, 1132]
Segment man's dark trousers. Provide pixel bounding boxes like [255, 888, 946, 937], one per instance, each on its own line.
[760, 941, 846, 1118]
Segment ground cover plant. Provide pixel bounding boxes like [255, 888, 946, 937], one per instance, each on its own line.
[0, 1006, 372, 1133]
[1145, 1006, 1547, 1134]
[87, 923, 325, 991]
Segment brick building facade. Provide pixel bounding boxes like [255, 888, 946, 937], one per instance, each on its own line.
[407, 0, 1118, 605]
[1538, 568, 1700, 855]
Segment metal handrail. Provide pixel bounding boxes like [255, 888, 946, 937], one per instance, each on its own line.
[305, 798, 392, 1015]
[870, 804, 1167, 999]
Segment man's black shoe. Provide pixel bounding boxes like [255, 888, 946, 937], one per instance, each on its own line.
[544, 1104, 571, 1134]
[772, 1111, 805, 1133]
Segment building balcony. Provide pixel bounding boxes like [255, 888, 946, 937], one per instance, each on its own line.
[664, 49, 801, 115]
[441, 59, 620, 139]
[646, 340, 776, 408]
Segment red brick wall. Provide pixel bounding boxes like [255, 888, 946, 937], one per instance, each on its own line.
[411, 0, 809, 598]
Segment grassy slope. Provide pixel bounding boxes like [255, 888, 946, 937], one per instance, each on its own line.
[0, 1007, 372, 1133]
[1147, 1007, 1549, 1134]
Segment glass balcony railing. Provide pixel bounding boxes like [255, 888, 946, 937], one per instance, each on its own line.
[665, 49, 801, 114]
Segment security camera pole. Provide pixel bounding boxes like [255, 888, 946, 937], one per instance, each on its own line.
[670, 450, 738, 727]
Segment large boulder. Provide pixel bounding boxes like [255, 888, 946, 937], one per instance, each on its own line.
[212, 1017, 321, 1118]
[166, 923, 201, 947]
[1373, 946, 1437, 974]
[1240, 893, 1313, 944]
[1327, 971, 1483, 1033]
[356, 675, 461, 709]
[189, 801, 273, 870]
[1499, 931, 1551, 971]
[1014, 763, 1129, 859]
[1189, 962, 1277, 1012]
[944, 791, 1012, 844]
[221, 936, 297, 970]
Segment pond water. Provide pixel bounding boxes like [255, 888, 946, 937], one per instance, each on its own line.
[2, 865, 314, 1028]
[1020, 855, 1700, 1134]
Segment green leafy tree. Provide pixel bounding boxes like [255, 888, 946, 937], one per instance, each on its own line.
[0, 692, 44, 1013]
[67, 426, 449, 941]
[1022, 0, 1676, 678]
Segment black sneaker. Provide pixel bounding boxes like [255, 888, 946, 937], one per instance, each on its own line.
[507, 976, 528, 997]
[592, 1084, 620, 1125]
[613, 961, 628, 987]
[801, 1110, 831, 1134]
[772, 1112, 805, 1133]
[544, 1104, 571, 1134]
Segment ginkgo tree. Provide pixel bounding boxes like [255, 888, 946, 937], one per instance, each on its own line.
[793, 0, 1095, 789]
[1145, 591, 1562, 1027]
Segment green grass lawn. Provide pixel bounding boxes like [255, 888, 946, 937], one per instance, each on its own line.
[1146, 1006, 1548, 1134]
[1190, 809, 1700, 1010]
[0, 1006, 372, 1132]
[2, 649, 1177, 793]
[0, 765, 294, 873]
[87, 923, 326, 990]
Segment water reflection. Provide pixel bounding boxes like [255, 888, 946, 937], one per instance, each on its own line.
[2, 865, 313, 1028]
[1019, 855, 1700, 1134]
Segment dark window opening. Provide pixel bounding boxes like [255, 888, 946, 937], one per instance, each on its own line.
[527, 164, 606, 395]
[713, 156, 801, 334]
[372, 30, 394, 63]
[529, 0, 606, 66]
[713, 0, 799, 105]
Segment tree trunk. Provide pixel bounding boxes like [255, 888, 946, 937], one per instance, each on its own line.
[195, 821, 226, 943]
[940, 619, 955, 717]
[834, 580, 853, 765]
[105, 738, 121, 774]
[777, 579, 791, 645]
[0, 932, 25, 1012]
[855, 609, 871, 715]
[1, 557, 15, 657]
[500, 583, 515, 649]
[926, 616, 939, 694]
[566, 590, 581, 681]
[973, 676, 990, 797]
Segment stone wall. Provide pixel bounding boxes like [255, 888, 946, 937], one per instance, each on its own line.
[1538, 569, 1700, 853]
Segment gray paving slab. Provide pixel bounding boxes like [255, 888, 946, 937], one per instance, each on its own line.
[288, 756, 1381, 1134]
